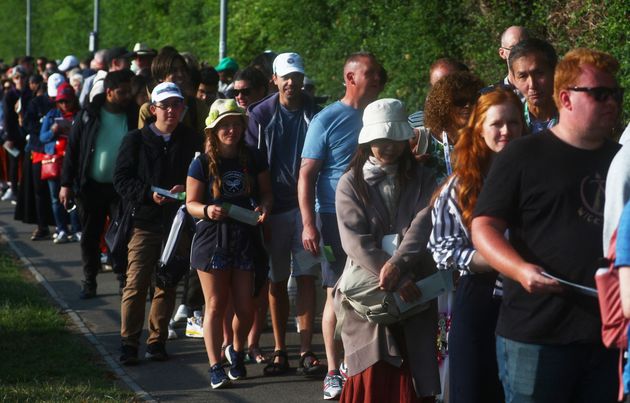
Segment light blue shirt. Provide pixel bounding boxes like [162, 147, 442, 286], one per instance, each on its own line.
[301, 101, 362, 213]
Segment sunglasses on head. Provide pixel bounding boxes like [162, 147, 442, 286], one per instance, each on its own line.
[567, 87, 624, 104]
[233, 88, 252, 97]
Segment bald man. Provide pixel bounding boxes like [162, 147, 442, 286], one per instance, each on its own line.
[299, 52, 384, 399]
[499, 26, 529, 101]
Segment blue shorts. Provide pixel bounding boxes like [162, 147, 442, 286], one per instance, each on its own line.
[318, 213, 346, 288]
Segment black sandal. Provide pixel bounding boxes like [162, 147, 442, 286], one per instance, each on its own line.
[263, 350, 290, 376]
[298, 351, 323, 376]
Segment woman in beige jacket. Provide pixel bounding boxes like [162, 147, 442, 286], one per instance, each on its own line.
[334, 99, 440, 403]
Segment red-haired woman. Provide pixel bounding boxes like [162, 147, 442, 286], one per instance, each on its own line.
[428, 88, 526, 403]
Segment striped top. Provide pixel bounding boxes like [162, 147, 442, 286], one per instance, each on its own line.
[428, 176, 503, 296]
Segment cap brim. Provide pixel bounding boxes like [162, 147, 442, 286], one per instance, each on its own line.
[205, 112, 248, 130]
[358, 121, 414, 144]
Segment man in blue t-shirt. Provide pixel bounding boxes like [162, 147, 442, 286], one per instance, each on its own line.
[298, 52, 384, 400]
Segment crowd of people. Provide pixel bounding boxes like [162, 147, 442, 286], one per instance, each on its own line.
[0, 24, 628, 403]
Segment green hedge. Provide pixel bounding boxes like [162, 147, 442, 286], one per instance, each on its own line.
[1, 0, 627, 119]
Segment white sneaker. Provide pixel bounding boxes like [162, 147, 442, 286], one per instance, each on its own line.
[173, 304, 189, 323]
[53, 231, 69, 244]
[167, 320, 178, 340]
[323, 371, 344, 400]
[70, 232, 82, 242]
[185, 312, 203, 338]
[1, 188, 15, 201]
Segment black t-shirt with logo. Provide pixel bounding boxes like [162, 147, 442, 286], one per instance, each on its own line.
[473, 130, 620, 344]
[187, 147, 268, 209]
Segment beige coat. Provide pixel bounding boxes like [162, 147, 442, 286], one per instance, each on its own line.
[334, 163, 441, 398]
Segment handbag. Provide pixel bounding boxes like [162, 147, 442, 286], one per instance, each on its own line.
[336, 259, 430, 326]
[595, 228, 628, 401]
[104, 201, 135, 274]
[41, 155, 63, 180]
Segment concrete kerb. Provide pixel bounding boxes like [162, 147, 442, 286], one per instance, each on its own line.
[0, 227, 155, 402]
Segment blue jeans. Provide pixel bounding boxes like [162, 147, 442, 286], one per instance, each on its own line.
[496, 335, 618, 403]
[47, 179, 81, 233]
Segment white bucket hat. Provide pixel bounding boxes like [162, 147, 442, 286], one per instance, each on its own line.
[358, 98, 414, 144]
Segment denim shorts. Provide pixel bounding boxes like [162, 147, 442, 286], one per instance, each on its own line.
[495, 335, 617, 403]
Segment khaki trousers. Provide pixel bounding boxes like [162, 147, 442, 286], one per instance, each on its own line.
[120, 227, 176, 347]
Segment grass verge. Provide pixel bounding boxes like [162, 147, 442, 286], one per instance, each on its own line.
[0, 246, 136, 401]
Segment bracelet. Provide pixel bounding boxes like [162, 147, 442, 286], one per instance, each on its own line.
[203, 205, 211, 220]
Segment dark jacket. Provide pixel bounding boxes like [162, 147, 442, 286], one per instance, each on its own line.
[2, 87, 32, 146]
[113, 124, 200, 233]
[23, 95, 53, 154]
[60, 93, 139, 191]
[244, 92, 320, 162]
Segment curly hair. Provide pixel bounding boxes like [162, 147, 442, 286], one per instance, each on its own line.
[204, 118, 251, 199]
[447, 88, 526, 230]
[424, 72, 484, 138]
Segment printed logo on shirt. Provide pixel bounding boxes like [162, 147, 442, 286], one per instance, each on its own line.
[222, 170, 246, 197]
[578, 173, 606, 225]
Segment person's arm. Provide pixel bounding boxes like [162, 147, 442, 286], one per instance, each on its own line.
[185, 175, 226, 221]
[59, 111, 84, 208]
[112, 131, 151, 204]
[39, 111, 57, 144]
[298, 158, 323, 255]
[255, 170, 273, 223]
[428, 180, 493, 273]
[619, 267, 630, 318]
[471, 215, 562, 293]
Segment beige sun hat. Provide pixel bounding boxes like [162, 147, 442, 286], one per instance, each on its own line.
[204, 99, 248, 131]
[358, 98, 414, 144]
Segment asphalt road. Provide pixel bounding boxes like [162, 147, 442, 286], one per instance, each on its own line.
[0, 202, 328, 402]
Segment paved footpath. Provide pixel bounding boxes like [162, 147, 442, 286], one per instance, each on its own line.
[0, 203, 327, 402]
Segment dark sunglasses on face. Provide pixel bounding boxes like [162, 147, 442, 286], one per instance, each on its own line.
[57, 100, 70, 105]
[567, 87, 624, 104]
[233, 88, 252, 97]
[453, 98, 475, 108]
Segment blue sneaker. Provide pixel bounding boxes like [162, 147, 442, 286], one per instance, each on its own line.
[227, 347, 247, 381]
[209, 364, 231, 389]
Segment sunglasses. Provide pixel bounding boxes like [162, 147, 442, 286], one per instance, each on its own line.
[567, 87, 624, 104]
[233, 88, 252, 97]
[453, 98, 475, 108]
[57, 100, 70, 104]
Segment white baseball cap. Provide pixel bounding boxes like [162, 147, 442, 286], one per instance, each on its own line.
[273, 52, 304, 77]
[58, 55, 79, 72]
[358, 99, 414, 144]
[151, 82, 184, 104]
[47, 73, 66, 98]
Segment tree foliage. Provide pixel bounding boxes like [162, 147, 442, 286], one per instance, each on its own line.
[0, 0, 627, 117]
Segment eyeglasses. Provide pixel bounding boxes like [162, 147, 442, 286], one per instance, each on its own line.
[154, 101, 184, 111]
[567, 87, 624, 104]
[57, 100, 70, 105]
[233, 88, 252, 97]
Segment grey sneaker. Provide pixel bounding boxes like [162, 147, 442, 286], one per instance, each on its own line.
[323, 370, 343, 400]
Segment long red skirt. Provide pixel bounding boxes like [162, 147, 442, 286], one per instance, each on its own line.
[340, 360, 435, 403]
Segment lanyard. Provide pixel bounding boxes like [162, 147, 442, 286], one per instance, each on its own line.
[524, 103, 557, 132]
[441, 131, 453, 176]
